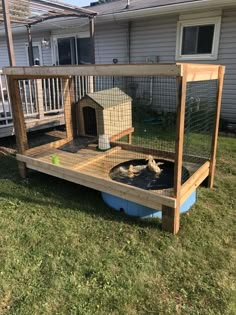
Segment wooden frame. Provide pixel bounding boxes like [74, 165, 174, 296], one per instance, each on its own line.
[4, 63, 225, 234]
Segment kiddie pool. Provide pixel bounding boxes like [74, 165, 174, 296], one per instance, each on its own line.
[101, 158, 197, 219]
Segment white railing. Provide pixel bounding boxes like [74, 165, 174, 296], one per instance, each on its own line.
[0, 69, 13, 128]
[0, 69, 64, 131]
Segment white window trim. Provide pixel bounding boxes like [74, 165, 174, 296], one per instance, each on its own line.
[176, 16, 221, 61]
[25, 42, 43, 65]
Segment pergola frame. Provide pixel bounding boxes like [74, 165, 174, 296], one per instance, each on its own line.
[0, 0, 97, 66]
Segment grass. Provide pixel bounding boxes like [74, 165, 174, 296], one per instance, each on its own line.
[0, 135, 236, 315]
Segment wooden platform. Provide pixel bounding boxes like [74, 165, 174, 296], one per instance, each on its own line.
[16, 140, 204, 212]
[17, 142, 178, 209]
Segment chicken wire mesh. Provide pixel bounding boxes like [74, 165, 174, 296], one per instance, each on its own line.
[73, 75, 178, 150]
[182, 79, 218, 183]
[15, 73, 218, 197]
[60, 75, 180, 196]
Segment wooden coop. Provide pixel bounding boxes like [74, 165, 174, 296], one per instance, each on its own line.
[77, 87, 132, 138]
[4, 64, 225, 234]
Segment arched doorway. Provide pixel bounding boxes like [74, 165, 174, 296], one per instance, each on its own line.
[83, 106, 97, 136]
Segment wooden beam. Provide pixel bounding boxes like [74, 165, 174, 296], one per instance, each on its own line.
[208, 66, 225, 188]
[109, 127, 134, 142]
[181, 161, 210, 199]
[110, 141, 175, 160]
[179, 63, 220, 82]
[62, 78, 73, 139]
[2, 0, 16, 66]
[7, 78, 28, 177]
[162, 206, 179, 234]
[162, 74, 186, 234]
[180, 162, 210, 204]
[16, 153, 177, 209]
[3, 64, 182, 78]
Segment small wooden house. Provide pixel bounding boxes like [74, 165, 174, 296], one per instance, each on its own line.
[78, 87, 132, 138]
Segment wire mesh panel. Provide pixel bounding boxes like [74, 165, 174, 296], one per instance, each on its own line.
[60, 75, 181, 197]
[74, 75, 179, 151]
[182, 79, 218, 182]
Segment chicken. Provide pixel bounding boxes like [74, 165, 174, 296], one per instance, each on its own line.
[118, 164, 135, 178]
[131, 164, 147, 173]
[146, 155, 163, 174]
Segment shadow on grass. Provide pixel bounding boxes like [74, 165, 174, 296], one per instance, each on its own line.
[0, 155, 162, 231]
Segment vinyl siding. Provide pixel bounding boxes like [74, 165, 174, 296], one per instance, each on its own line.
[0, 8, 235, 121]
[130, 15, 178, 63]
[95, 22, 129, 64]
[217, 9, 236, 122]
[0, 31, 52, 67]
[94, 10, 236, 122]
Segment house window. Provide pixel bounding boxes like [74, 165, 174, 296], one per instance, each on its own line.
[54, 36, 92, 65]
[77, 38, 92, 64]
[176, 17, 221, 60]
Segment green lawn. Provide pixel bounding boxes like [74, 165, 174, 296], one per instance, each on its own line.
[0, 135, 235, 315]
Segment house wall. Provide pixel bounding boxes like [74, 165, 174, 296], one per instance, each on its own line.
[94, 9, 236, 122]
[0, 9, 235, 122]
[0, 31, 52, 67]
[95, 22, 129, 64]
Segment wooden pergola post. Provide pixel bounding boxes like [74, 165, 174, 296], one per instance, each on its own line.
[208, 66, 225, 188]
[162, 68, 187, 234]
[2, 0, 15, 66]
[62, 77, 74, 140]
[7, 77, 28, 178]
[26, 25, 34, 66]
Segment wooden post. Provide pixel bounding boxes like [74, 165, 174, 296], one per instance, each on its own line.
[2, 0, 16, 66]
[89, 17, 95, 64]
[62, 77, 73, 140]
[26, 25, 34, 66]
[162, 70, 187, 234]
[208, 66, 225, 188]
[35, 79, 44, 119]
[7, 77, 28, 178]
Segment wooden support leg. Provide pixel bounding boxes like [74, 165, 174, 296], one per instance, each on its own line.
[7, 77, 29, 178]
[162, 205, 180, 234]
[128, 132, 132, 144]
[208, 66, 225, 188]
[18, 161, 27, 179]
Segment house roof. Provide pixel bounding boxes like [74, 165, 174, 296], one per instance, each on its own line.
[0, 0, 235, 34]
[86, 87, 132, 109]
[86, 0, 199, 16]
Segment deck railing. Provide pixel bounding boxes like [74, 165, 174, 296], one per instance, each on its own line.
[0, 69, 64, 131]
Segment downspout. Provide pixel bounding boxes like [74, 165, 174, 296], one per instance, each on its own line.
[26, 25, 34, 66]
[147, 77, 153, 106]
[128, 21, 131, 64]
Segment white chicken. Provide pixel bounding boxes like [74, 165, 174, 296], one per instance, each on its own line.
[119, 164, 135, 178]
[146, 155, 163, 174]
[118, 164, 146, 178]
